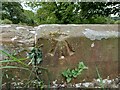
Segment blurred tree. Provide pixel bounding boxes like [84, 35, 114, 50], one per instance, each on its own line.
[36, 2, 58, 24]
[80, 2, 120, 19]
[23, 10, 37, 25]
[2, 2, 25, 24]
[26, 2, 82, 24]
[26, 2, 120, 24]
[2, 2, 120, 24]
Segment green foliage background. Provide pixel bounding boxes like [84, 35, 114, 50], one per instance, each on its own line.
[1, 2, 120, 26]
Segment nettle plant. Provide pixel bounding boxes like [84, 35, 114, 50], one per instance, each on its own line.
[62, 62, 88, 83]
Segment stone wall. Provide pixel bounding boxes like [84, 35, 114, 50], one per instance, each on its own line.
[36, 24, 119, 83]
[0, 51, 2, 90]
[0, 24, 119, 84]
[0, 24, 35, 87]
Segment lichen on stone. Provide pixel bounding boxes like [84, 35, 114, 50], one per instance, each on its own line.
[83, 28, 119, 40]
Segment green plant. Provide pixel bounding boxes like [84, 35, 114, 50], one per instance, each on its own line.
[1, 19, 12, 24]
[0, 48, 50, 89]
[27, 47, 42, 65]
[26, 47, 47, 89]
[0, 19, 2, 24]
[0, 50, 29, 69]
[114, 20, 120, 24]
[90, 16, 115, 24]
[62, 62, 88, 83]
[0, 50, 30, 89]
[96, 66, 104, 89]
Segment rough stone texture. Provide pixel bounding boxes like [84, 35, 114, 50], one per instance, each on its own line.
[0, 49, 1, 89]
[36, 24, 119, 83]
[0, 24, 35, 86]
[0, 24, 35, 55]
[0, 24, 119, 85]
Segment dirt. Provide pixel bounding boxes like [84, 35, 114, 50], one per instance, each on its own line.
[2, 76, 120, 89]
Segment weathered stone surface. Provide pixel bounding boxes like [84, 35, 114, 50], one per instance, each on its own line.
[36, 24, 119, 83]
[0, 24, 35, 55]
[0, 52, 2, 90]
[0, 24, 35, 87]
[0, 24, 119, 85]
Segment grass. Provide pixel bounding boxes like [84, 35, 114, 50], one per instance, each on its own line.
[96, 66, 104, 89]
[0, 48, 51, 89]
[0, 50, 29, 67]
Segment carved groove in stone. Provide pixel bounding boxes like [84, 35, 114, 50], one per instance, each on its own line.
[48, 40, 75, 59]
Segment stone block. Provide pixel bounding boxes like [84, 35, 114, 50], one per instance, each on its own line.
[0, 24, 119, 84]
[36, 24, 119, 83]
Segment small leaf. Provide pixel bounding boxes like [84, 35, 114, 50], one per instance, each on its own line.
[67, 69, 71, 73]
[73, 74, 77, 78]
[67, 77, 71, 83]
[71, 70, 75, 73]
[37, 58, 42, 64]
[75, 68, 78, 71]
[78, 62, 88, 69]
[62, 71, 68, 77]
[77, 71, 81, 76]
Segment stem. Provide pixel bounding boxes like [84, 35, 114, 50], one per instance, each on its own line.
[0, 50, 29, 67]
[96, 66, 104, 89]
